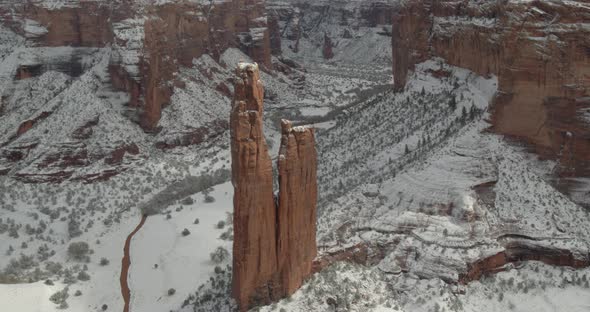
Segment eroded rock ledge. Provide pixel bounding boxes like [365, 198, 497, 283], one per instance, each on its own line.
[230, 63, 317, 311]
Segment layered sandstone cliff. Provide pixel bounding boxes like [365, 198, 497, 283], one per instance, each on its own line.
[392, 0, 590, 201]
[231, 63, 317, 311]
[1, 0, 274, 131]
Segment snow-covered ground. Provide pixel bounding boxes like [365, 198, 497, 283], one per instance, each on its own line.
[129, 182, 233, 312]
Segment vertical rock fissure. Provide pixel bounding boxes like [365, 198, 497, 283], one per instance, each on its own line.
[231, 63, 318, 311]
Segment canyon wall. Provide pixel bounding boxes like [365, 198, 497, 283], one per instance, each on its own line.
[392, 0, 590, 200]
[268, 0, 394, 62]
[231, 63, 317, 311]
[1, 0, 273, 131]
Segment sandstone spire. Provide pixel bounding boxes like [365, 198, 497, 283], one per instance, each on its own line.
[230, 63, 318, 311]
[277, 119, 318, 295]
[230, 62, 280, 310]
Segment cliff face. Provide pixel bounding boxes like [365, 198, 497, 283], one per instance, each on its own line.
[392, 0, 590, 199]
[277, 119, 317, 295]
[230, 62, 280, 310]
[20, 2, 115, 47]
[231, 63, 318, 311]
[268, 0, 394, 63]
[1, 0, 273, 131]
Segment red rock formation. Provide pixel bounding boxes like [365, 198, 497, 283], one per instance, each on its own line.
[231, 63, 281, 310]
[460, 242, 590, 283]
[277, 120, 318, 294]
[3, 1, 273, 132]
[21, 2, 114, 47]
[231, 64, 318, 311]
[16, 111, 52, 136]
[15, 65, 42, 80]
[268, 12, 282, 56]
[155, 120, 229, 150]
[322, 33, 334, 60]
[392, 0, 590, 198]
[391, 1, 431, 91]
[105, 143, 140, 165]
[360, 2, 394, 27]
[108, 65, 141, 109]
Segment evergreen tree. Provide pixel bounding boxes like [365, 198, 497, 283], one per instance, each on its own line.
[449, 96, 457, 110]
[469, 104, 476, 119]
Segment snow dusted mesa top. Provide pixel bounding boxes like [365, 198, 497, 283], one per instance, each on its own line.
[231, 62, 317, 311]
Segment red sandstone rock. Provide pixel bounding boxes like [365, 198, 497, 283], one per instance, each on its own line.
[3, 1, 273, 132]
[231, 63, 281, 311]
[21, 2, 114, 47]
[277, 120, 318, 294]
[460, 243, 590, 283]
[268, 12, 282, 56]
[155, 119, 228, 150]
[391, 1, 431, 91]
[105, 143, 140, 165]
[16, 111, 52, 136]
[231, 64, 318, 311]
[322, 33, 334, 60]
[392, 0, 590, 197]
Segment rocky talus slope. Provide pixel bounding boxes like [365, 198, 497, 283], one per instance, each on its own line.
[230, 63, 317, 311]
[392, 0, 590, 203]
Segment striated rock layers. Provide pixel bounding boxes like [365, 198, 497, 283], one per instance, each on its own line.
[392, 0, 590, 202]
[231, 63, 317, 311]
[1, 0, 273, 131]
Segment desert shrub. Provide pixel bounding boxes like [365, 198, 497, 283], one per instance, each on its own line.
[45, 261, 63, 275]
[181, 197, 194, 205]
[204, 195, 215, 203]
[68, 218, 82, 238]
[99, 257, 109, 266]
[49, 288, 69, 305]
[168, 288, 176, 296]
[182, 228, 191, 236]
[219, 229, 233, 241]
[77, 271, 90, 281]
[67, 242, 89, 261]
[210, 247, 229, 264]
[63, 269, 76, 284]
